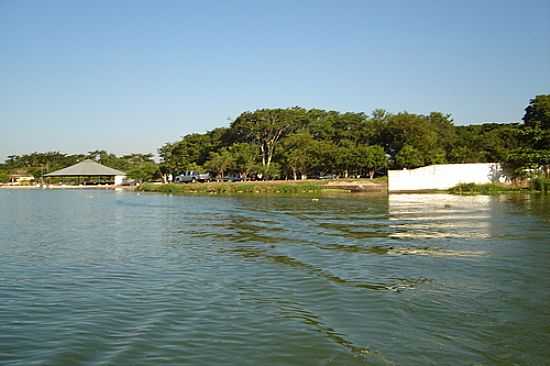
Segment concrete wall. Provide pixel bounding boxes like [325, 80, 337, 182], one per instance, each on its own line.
[388, 163, 505, 192]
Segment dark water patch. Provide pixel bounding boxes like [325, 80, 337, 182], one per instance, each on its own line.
[226, 247, 427, 292]
[209, 232, 288, 244]
[195, 214, 304, 245]
[319, 222, 398, 239]
[384, 277, 432, 291]
[211, 221, 286, 233]
[279, 304, 374, 360]
[320, 244, 393, 255]
[212, 214, 280, 225]
[225, 247, 267, 258]
[337, 231, 394, 240]
[189, 231, 219, 238]
[320, 222, 390, 229]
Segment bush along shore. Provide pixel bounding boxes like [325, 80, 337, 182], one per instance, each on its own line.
[448, 179, 550, 195]
[137, 178, 387, 195]
[137, 177, 550, 196]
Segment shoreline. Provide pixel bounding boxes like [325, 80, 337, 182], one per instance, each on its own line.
[1, 180, 542, 196]
[137, 179, 388, 195]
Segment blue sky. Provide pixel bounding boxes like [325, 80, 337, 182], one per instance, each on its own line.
[1, 0, 549, 160]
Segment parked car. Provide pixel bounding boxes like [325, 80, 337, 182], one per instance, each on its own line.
[223, 174, 243, 182]
[175, 171, 211, 183]
[312, 174, 338, 180]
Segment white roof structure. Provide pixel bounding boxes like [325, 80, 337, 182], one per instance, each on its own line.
[45, 160, 125, 177]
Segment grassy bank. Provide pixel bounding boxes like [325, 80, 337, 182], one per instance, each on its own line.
[139, 181, 323, 195]
[138, 178, 387, 195]
[449, 177, 550, 195]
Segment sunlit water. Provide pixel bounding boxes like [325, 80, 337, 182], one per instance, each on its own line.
[1, 190, 549, 365]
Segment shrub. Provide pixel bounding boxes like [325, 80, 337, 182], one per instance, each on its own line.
[0, 170, 8, 183]
[531, 177, 550, 193]
[449, 183, 520, 195]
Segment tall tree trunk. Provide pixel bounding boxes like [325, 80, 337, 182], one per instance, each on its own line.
[266, 149, 273, 168]
[260, 144, 266, 167]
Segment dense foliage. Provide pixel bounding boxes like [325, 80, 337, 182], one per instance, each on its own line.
[1, 95, 548, 183]
[158, 102, 548, 181]
[523, 95, 550, 129]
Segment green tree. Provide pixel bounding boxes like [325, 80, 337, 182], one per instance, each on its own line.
[307, 109, 338, 141]
[450, 123, 522, 163]
[126, 162, 159, 183]
[158, 142, 190, 176]
[285, 150, 308, 180]
[205, 150, 234, 180]
[227, 143, 259, 180]
[427, 112, 457, 157]
[86, 150, 126, 170]
[396, 145, 424, 169]
[426, 148, 448, 165]
[307, 140, 338, 177]
[281, 132, 316, 179]
[379, 112, 439, 164]
[500, 97, 550, 180]
[523, 95, 550, 129]
[334, 141, 356, 178]
[503, 149, 550, 180]
[448, 145, 485, 163]
[361, 145, 388, 178]
[258, 162, 281, 180]
[0, 169, 8, 183]
[502, 125, 550, 179]
[231, 108, 306, 170]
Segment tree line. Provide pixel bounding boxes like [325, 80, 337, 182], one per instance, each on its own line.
[156, 95, 549, 181]
[1, 95, 549, 183]
[0, 151, 157, 183]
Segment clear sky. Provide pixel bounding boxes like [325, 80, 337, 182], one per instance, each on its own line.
[1, 0, 549, 160]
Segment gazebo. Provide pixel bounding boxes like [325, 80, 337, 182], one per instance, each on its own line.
[44, 159, 126, 186]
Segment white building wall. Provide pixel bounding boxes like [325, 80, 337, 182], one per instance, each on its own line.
[114, 175, 126, 186]
[388, 163, 505, 192]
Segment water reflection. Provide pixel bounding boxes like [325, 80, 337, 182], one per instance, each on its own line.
[388, 194, 493, 239]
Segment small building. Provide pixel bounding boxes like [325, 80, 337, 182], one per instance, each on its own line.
[8, 174, 35, 185]
[44, 159, 126, 185]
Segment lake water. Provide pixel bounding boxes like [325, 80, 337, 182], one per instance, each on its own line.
[1, 190, 549, 365]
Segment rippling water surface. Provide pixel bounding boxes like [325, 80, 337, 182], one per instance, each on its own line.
[1, 190, 549, 365]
